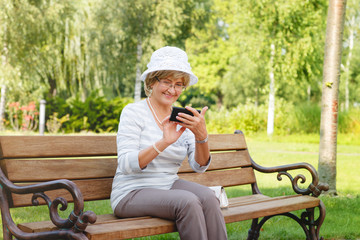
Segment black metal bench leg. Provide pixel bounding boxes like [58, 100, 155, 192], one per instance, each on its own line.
[2, 222, 12, 240]
[307, 200, 326, 240]
[247, 218, 260, 240]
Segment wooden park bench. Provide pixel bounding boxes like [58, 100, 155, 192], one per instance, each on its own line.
[0, 131, 329, 240]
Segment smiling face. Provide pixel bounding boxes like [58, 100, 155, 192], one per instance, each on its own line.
[153, 76, 183, 105]
[145, 70, 190, 107]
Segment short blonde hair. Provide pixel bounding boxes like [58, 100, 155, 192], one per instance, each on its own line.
[144, 70, 190, 97]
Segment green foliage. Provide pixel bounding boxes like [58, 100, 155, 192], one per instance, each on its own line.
[206, 99, 296, 135]
[93, 0, 214, 100]
[46, 112, 70, 134]
[185, 0, 329, 108]
[45, 92, 132, 133]
[206, 104, 267, 134]
[177, 87, 217, 109]
[293, 103, 321, 134]
[206, 102, 360, 135]
[0, 0, 97, 99]
[292, 104, 360, 134]
[339, 108, 360, 134]
[64, 93, 132, 133]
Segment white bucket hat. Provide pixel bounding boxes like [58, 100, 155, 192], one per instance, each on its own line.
[140, 46, 198, 86]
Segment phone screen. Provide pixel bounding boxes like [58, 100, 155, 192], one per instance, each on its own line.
[170, 107, 201, 122]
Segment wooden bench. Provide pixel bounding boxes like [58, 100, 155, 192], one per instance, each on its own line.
[0, 131, 329, 240]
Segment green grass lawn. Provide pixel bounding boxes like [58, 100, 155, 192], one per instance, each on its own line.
[1, 133, 359, 239]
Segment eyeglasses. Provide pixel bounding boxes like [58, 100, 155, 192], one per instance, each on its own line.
[155, 76, 186, 92]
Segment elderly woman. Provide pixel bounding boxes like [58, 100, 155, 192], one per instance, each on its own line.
[110, 46, 227, 240]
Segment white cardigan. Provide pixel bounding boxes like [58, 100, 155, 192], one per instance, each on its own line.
[110, 99, 210, 210]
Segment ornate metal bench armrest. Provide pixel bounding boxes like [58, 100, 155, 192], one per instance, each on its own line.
[250, 158, 329, 197]
[0, 169, 96, 239]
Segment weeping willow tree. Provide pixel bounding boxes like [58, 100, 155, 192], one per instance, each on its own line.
[98, 0, 213, 101]
[1, 0, 105, 100]
[1, 0, 213, 102]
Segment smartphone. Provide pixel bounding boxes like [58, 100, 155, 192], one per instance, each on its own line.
[170, 107, 201, 122]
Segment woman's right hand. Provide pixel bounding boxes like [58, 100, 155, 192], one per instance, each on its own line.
[138, 116, 185, 169]
[161, 115, 186, 145]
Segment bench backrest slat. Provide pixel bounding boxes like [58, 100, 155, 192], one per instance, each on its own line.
[179, 150, 251, 172]
[0, 133, 256, 208]
[11, 178, 113, 207]
[0, 134, 246, 159]
[0, 136, 117, 158]
[179, 168, 256, 187]
[3, 149, 251, 182]
[10, 168, 256, 208]
[208, 134, 247, 151]
[2, 158, 117, 182]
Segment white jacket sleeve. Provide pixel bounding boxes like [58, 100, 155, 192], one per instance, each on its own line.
[116, 104, 144, 174]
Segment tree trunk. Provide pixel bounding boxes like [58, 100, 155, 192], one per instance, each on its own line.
[0, 85, 6, 131]
[267, 43, 275, 136]
[1, 23, 8, 131]
[134, 39, 143, 102]
[344, 15, 355, 111]
[318, 0, 347, 195]
[48, 74, 57, 98]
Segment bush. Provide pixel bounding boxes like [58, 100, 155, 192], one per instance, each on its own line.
[42, 93, 360, 135]
[206, 101, 360, 135]
[339, 108, 360, 134]
[293, 103, 321, 134]
[206, 104, 267, 134]
[45, 92, 132, 133]
[272, 99, 297, 135]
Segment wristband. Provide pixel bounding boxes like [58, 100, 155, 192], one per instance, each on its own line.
[152, 143, 162, 154]
[196, 135, 208, 144]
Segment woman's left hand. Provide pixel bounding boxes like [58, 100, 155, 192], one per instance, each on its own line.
[176, 106, 208, 141]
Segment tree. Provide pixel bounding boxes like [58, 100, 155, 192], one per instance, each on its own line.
[1, 0, 100, 100]
[341, 0, 359, 110]
[0, 1, 23, 106]
[241, 0, 328, 135]
[318, 0, 347, 195]
[193, 0, 327, 113]
[97, 0, 212, 102]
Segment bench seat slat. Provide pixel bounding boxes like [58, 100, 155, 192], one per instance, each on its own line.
[18, 195, 320, 240]
[85, 218, 176, 240]
[18, 215, 153, 233]
[223, 195, 320, 223]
